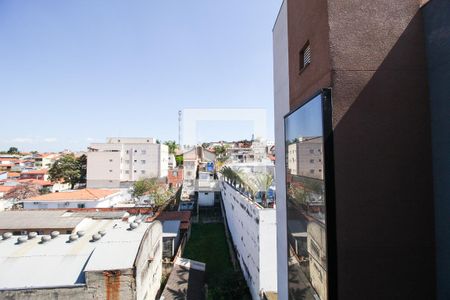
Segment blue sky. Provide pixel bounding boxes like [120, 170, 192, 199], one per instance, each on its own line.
[0, 0, 282, 152]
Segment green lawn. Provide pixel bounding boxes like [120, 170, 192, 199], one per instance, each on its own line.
[183, 223, 250, 300]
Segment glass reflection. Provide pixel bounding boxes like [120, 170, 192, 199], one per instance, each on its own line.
[285, 94, 327, 300]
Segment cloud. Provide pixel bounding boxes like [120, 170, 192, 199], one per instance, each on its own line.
[43, 138, 57, 143]
[12, 137, 33, 143]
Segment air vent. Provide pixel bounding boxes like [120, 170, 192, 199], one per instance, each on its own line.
[41, 235, 51, 243]
[92, 234, 102, 242]
[129, 222, 139, 230]
[17, 237, 27, 244]
[2, 232, 12, 240]
[300, 41, 311, 71]
[69, 234, 79, 242]
[28, 232, 38, 239]
[77, 231, 85, 237]
[50, 231, 60, 239]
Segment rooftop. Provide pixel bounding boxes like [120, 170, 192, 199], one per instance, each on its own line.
[0, 210, 85, 231]
[0, 219, 155, 290]
[161, 257, 206, 300]
[25, 189, 120, 202]
[162, 220, 181, 238]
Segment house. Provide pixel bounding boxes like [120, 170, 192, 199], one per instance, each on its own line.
[87, 137, 169, 188]
[20, 169, 49, 181]
[34, 153, 59, 169]
[167, 167, 183, 189]
[22, 188, 127, 209]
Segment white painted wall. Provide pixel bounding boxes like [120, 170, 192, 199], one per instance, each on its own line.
[22, 192, 126, 209]
[87, 139, 169, 188]
[220, 180, 277, 299]
[198, 192, 214, 206]
[273, 1, 290, 299]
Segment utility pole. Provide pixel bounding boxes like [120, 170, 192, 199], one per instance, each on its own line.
[178, 110, 182, 149]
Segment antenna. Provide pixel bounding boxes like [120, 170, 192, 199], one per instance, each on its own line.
[178, 110, 182, 148]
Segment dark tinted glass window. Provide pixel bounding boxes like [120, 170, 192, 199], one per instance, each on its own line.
[285, 93, 328, 300]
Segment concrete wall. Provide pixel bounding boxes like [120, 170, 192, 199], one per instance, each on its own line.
[327, 1, 435, 298]
[272, 1, 290, 299]
[422, 1, 450, 299]
[0, 286, 92, 300]
[198, 192, 214, 206]
[86, 269, 136, 299]
[134, 221, 163, 300]
[220, 180, 277, 299]
[23, 193, 125, 209]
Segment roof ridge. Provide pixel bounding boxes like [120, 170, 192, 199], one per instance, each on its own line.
[85, 189, 100, 200]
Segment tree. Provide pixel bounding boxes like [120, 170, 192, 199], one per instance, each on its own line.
[7, 147, 19, 154]
[175, 154, 183, 166]
[131, 178, 172, 208]
[164, 140, 178, 155]
[214, 145, 227, 157]
[4, 183, 40, 202]
[78, 154, 87, 184]
[48, 154, 81, 189]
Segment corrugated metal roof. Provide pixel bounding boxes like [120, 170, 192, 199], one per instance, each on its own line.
[0, 210, 84, 230]
[0, 219, 153, 290]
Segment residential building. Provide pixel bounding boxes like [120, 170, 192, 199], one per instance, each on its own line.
[181, 146, 216, 202]
[87, 137, 169, 188]
[22, 188, 127, 209]
[273, 1, 444, 299]
[0, 218, 163, 300]
[220, 166, 277, 299]
[167, 167, 183, 189]
[34, 153, 59, 169]
[20, 169, 49, 181]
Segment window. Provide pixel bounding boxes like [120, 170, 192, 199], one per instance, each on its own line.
[126, 150, 129, 154]
[141, 150, 146, 154]
[310, 169, 315, 174]
[125, 160, 130, 164]
[125, 170, 130, 174]
[141, 170, 145, 174]
[141, 160, 146, 164]
[309, 149, 314, 154]
[109, 169, 113, 172]
[310, 159, 314, 163]
[134, 170, 137, 173]
[77, 203, 85, 208]
[299, 41, 311, 71]
[109, 159, 113, 162]
[134, 160, 137, 163]
[134, 150, 137, 153]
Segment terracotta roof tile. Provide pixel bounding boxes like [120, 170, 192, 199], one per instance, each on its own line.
[25, 189, 120, 202]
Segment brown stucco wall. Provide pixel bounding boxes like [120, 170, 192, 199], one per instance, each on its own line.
[287, 0, 332, 109]
[286, 0, 435, 298]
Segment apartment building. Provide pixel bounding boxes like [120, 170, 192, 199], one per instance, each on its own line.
[87, 137, 169, 188]
[273, 0, 448, 299]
